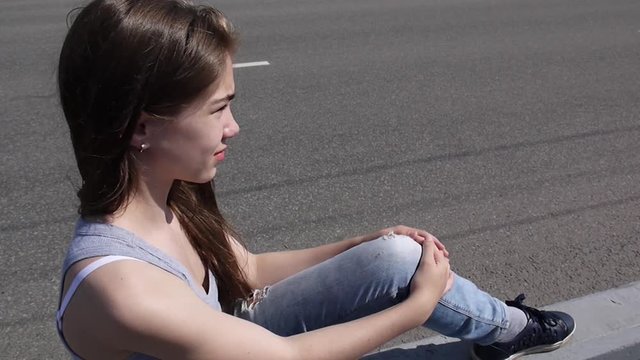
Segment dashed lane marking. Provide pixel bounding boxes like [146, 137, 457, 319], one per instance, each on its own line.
[233, 61, 270, 68]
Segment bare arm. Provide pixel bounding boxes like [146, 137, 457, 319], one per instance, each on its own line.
[64, 245, 448, 360]
[250, 237, 361, 287]
[231, 234, 363, 289]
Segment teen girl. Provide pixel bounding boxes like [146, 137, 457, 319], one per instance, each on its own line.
[56, 1, 574, 359]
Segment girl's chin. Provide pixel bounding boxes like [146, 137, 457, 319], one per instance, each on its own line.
[177, 165, 218, 184]
[204, 167, 218, 181]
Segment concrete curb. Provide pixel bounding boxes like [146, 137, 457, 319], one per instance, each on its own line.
[364, 281, 640, 359]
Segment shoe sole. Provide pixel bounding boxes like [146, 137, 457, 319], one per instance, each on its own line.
[471, 323, 577, 360]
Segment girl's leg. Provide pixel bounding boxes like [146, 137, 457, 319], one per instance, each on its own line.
[234, 234, 510, 344]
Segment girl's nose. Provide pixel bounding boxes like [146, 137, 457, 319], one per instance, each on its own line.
[223, 113, 240, 138]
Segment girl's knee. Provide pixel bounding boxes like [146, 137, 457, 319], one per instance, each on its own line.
[366, 233, 422, 273]
[339, 234, 422, 304]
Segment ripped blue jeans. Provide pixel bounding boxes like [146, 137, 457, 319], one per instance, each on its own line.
[234, 234, 510, 345]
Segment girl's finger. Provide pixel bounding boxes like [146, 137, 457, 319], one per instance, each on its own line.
[430, 236, 449, 257]
[416, 229, 450, 257]
[433, 246, 444, 264]
[423, 239, 436, 264]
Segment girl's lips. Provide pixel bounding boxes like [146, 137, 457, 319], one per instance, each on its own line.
[214, 150, 225, 161]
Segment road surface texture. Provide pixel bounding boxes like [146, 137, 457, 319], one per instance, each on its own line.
[1, 0, 639, 358]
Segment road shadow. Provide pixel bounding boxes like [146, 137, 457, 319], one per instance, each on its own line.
[363, 340, 473, 360]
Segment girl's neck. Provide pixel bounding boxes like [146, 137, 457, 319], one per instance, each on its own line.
[109, 175, 176, 235]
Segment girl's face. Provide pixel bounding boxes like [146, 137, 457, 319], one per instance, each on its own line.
[137, 56, 239, 184]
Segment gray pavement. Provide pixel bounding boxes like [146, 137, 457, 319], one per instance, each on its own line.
[1, 0, 639, 358]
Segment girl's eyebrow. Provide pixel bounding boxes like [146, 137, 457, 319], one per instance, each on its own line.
[210, 93, 235, 106]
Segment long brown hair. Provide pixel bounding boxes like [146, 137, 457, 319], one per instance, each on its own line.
[58, 0, 251, 310]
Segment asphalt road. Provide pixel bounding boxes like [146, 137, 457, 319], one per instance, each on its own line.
[1, 0, 639, 358]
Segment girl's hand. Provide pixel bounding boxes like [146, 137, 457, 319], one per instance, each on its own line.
[409, 239, 451, 305]
[359, 225, 449, 258]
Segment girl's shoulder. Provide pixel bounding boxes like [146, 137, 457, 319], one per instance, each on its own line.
[58, 253, 206, 360]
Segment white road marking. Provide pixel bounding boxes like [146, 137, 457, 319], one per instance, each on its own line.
[233, 61, 270, 68]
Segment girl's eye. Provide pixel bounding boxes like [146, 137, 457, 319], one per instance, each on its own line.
[211, 104, 228, 114]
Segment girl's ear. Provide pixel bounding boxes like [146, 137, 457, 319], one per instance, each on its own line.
[130, 113, 150, 150]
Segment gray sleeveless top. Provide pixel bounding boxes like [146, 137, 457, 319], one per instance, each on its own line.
[57, 219, 222, 359]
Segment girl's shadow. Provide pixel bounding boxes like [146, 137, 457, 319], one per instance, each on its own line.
[363, 341, 473, 360]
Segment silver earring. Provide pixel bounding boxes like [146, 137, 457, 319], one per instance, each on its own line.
[139, 143, 149, 153]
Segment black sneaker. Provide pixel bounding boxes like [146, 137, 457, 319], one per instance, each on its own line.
[471, 294, 576, 360]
